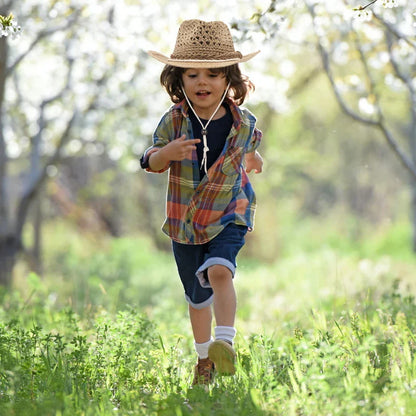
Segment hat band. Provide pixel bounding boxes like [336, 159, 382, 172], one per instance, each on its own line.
[171, 50, 243, 60]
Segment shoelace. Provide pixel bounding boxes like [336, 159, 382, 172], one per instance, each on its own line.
[182, 82, 231, 176]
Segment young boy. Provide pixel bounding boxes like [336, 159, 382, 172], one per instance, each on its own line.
[141, 19, 263, 385]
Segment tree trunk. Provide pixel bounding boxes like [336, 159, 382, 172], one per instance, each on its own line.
[410, 104, 416, 252]
[0, 31, 9, 236]
[412, 186, 416, 252]
[0, 235, 20, 286]
[0, 7, 13, 285]
[31, 193, 43, 275]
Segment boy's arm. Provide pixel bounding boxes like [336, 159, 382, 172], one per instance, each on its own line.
[244, 124, 263, 174]
[146, 135, 201, 172]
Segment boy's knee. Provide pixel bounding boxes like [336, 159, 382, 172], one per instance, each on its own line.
[207, 265, 232, 283]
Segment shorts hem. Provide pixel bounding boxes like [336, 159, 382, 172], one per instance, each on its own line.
[196, 257, 236, 288]
[185, 293, 214, 309]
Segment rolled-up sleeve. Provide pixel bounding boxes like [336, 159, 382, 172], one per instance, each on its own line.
[246, 127, 262, 153]
[140, 111, 173, 173]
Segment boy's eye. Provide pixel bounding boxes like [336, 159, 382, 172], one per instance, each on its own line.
[185, 72, 219, 79]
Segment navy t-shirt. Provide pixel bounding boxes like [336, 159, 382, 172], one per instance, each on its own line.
[189, 103, 233, 180]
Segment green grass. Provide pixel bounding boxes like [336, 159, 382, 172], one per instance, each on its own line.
[2, 281, 416, 415]
[2, 220, 416, 415]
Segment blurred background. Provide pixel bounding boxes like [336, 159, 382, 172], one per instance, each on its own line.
[1, 0, 415, 312]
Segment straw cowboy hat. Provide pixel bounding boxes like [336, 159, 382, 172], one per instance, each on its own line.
[148, 19, 260, 68]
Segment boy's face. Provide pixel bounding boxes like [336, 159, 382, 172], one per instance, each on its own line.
[182, 68, 228, 119]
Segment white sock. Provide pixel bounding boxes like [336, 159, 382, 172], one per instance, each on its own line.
[214, 326, 237, 345]
[194, 338, 213, 359]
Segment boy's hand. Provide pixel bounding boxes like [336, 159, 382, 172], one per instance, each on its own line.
[163, 135, 200, 161]
[149, 135, 200, 171]
[245, 151, 263, 174]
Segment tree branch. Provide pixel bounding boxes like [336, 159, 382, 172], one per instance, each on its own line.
[15, 41, 110, 241]
[16, 108, 79, 239]
[385, 31, 416, 166]
[305, 1, 378, 126]
[356, 0, 378, 10]
[375, 121, 416, 180]
[374, 12, 416, 50]
[305, 0, 416, 181]
[351, 27, 382, 119]
[385, 33, 414, 88]
[6, 10, 81, 77]
[15, 41, 77, 241]
[24, 57, 74, 197]
[287, 66, 322, 99]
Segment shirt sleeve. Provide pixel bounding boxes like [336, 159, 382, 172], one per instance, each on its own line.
[246, 127, 262, 153]
[140, 110, 174, 173]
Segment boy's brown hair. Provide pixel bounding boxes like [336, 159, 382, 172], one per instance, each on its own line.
[160, 64, 254, 106]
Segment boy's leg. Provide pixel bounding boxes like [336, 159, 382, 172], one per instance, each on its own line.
[189, 305, 215, 385]
[189, 304, 212, 344]
[194, 224, 248, 375]
[207, 265, 238, 375]
[207, 265, 236, 327]
[172, 241, 216, 385]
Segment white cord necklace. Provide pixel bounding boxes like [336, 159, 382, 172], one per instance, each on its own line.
[182, 82, 231, 175]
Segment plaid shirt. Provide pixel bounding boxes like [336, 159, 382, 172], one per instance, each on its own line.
[141, 98, 262, 244]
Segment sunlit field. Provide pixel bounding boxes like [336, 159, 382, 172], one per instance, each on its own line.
[1, 218, 416, 415]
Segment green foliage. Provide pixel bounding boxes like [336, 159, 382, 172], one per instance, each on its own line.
[2, 273, 416, 414]
[35, 221, 182, 314]
[5, 222, 416, 415]
[0, 13, 14, 27]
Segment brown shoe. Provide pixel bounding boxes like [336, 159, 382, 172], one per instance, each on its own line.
[192, 357, 215, 385]
[208, 340, 236, 375]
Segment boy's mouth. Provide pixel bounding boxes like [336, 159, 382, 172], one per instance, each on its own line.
[196, 90, 211, 96]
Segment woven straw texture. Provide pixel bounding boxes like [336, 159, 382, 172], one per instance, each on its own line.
[171, 20, 242, 60]
[148, 19, 259, 68]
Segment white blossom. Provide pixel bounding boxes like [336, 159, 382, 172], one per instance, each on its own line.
[0, 14, 22, 39]
[353, 9, 373, 22]
[382, 0, 398, 8]
[359, 97, 376, 115]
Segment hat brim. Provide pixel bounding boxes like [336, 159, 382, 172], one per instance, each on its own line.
[148, 50, 260, 68]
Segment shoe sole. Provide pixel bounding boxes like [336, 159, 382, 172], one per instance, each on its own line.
[208, 340, 236, 375]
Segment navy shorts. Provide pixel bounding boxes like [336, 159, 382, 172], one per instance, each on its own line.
[172, 223, 248, 309]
